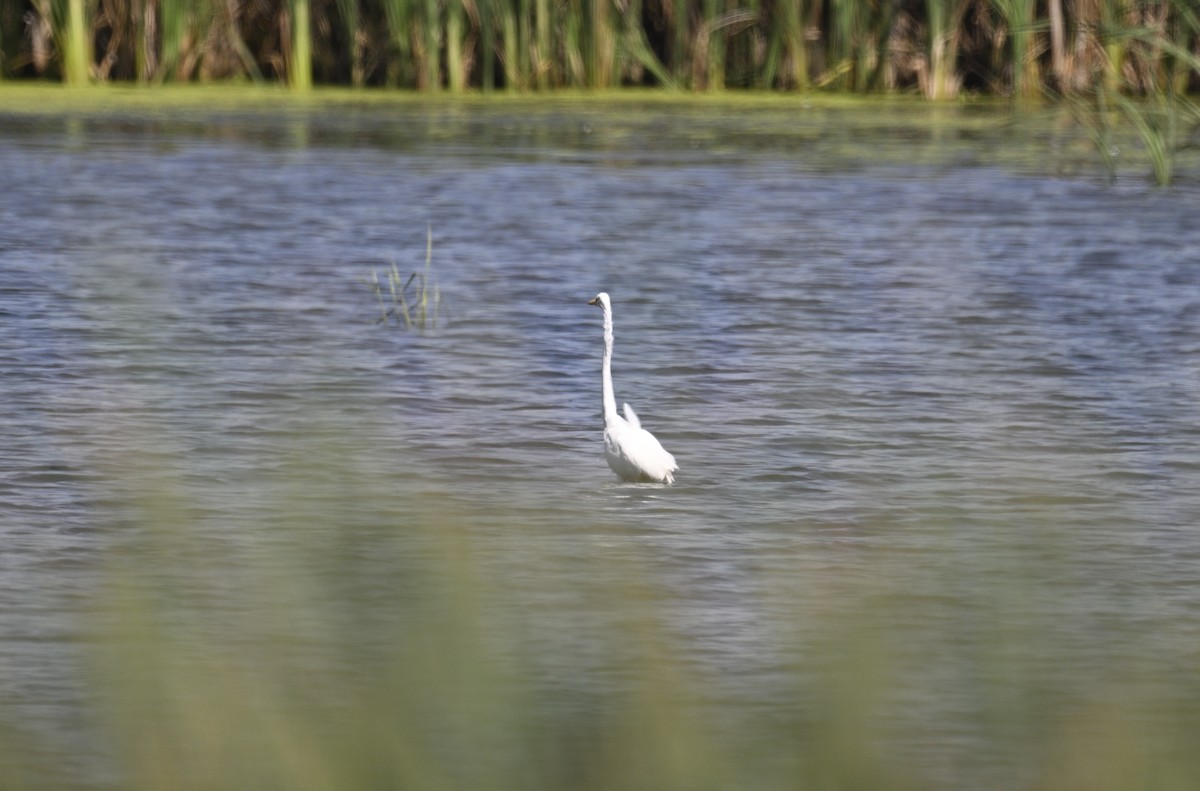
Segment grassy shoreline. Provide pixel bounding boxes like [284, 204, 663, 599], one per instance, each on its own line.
[0, 80, 994, 111]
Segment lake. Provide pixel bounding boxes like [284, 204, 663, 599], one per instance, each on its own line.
[2, 92, 1199, 790]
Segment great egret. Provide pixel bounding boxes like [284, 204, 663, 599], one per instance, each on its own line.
[587, 292, 678, 484]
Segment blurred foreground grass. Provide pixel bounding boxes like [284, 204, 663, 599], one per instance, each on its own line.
[6, 422, 1194, 791]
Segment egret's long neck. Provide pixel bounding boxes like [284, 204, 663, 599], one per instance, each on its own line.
[600, 305, 618, 423]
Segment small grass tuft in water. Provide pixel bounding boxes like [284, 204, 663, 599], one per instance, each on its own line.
[368, 225, 442, 331]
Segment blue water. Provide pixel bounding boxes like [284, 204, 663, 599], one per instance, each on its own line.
[2, 99, 1199, 788]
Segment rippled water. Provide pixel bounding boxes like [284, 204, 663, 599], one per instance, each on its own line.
[2, 99, 1199, 788]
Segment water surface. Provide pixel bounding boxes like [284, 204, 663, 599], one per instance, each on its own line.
[2, 97, 1199, 788]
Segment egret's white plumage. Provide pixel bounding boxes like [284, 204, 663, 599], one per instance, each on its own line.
[587, 292, 678, 484]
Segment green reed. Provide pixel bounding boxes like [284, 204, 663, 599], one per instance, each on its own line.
[1106, 82, 1200, 186]
[155, 0, 189, 81]
[61, 0, 91, 84]
[1066, 20, 1200, 185]
[290, 0, 313, 91]
[10, 0, 1200, 100]
[766, 0, 808, 90]
[368, 226, 442, 331]
[924, 0, 962, 99]
[826, 0, 859, 91]
[992, 0, 1041, 100]
[445, 0, 467, 92]
[153, 0, 266, 83]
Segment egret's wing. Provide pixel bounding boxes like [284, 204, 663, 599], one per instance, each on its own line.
[622, 402, 641, 429]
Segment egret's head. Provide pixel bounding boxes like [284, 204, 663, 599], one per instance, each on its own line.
[587, 292, 610, 309]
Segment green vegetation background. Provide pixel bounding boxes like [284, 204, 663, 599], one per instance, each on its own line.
[4, 0, 1200, 98]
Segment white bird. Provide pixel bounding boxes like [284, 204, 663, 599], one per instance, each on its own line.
[587, 292, 678, 484]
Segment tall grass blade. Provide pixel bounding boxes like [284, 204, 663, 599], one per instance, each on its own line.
[781, 0, 809, 89]
[991, 0, 1042, 99]
[590, 0, 617, 88]
[381, 0, 414, 87]
[670, 0, 690, 85]
[290, 0, 313, 91]
[62, 0, 91, 84]
[1112, 90, 1177, 186]
[563, 0, 585, 85]
[500, 0, 520, 89]
[518, 0, 532, 85]
[698, 0, 725, 90]
[1099, 0, 1127, 94]
[535, 0, 551, 88]
[446, 0, 467, 92]
[156, 0, 181, 81]
[622, 0, 680, 91]
[923, 0, 961, 99]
